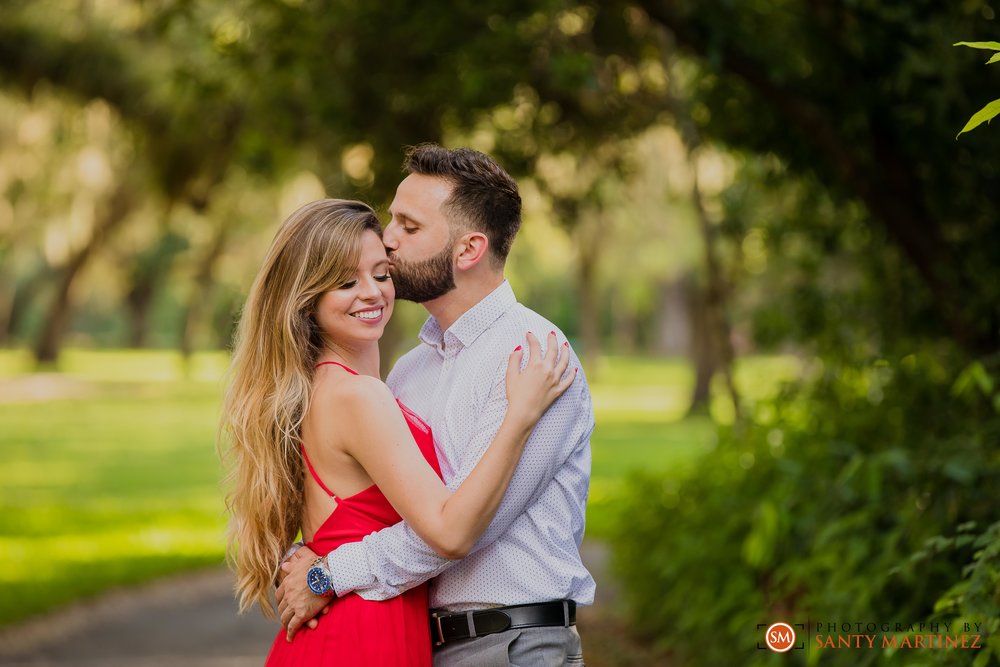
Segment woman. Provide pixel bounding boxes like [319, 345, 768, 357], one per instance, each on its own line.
[220, 199, 573, 665]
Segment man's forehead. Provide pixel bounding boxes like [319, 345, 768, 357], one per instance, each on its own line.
[392, 173, 454, 212]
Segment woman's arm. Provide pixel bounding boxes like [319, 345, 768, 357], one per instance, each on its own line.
[335, 332, 572, 559]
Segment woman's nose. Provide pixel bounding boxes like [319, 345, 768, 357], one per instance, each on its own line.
[359, 277, 381, 300]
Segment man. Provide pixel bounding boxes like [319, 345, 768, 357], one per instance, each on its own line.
[278, 144, 594, 664]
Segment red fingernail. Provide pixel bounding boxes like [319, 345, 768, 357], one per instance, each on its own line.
[563, 341, 569, 347]
[550, 330, 555, 336]
[514, 345, 522, 351]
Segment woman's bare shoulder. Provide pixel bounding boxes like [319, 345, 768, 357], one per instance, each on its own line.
[313, 368, 394, 415]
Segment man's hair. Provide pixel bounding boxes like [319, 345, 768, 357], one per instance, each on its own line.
[403, 144, 521, 265]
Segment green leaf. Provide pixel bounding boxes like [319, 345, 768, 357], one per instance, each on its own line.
[954, 41, 1000, 51]
[988, 52, 1000, 65]
[957, 98, 1000, 138]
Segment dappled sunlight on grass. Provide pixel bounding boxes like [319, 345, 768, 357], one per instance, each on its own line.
[710, 354, 804, 424]
[1, 526, 224, 574]
[58, 348, 230, 382]
[0, 349, 230, 625]
[3, 460, 89, 487]
[0, 349, 31, 377]
[591, 386, 690, 422]
[0, 348, 230, 382]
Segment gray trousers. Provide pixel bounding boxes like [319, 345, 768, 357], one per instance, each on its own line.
[433, 625, 584, 667]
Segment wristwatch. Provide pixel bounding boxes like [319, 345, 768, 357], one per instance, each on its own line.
[306, 557, 334, 597]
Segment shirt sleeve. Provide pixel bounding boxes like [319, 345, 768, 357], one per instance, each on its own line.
[324, 347, 594, 601]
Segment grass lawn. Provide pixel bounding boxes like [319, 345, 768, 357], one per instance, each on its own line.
[0, 349, 799, 627]
[0, 350, 231, 626]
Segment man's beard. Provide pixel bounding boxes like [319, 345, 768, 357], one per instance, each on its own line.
[389, 242, 456, 303]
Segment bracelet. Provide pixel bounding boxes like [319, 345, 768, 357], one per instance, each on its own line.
[273, 542, 305, 589]
[282, 541, 305, 562]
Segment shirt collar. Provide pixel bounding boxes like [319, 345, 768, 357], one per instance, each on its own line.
[418, 317, 444, 348]
[418, 281, 517, 350]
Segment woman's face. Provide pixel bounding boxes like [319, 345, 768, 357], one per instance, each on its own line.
[314, 230, 395, 348]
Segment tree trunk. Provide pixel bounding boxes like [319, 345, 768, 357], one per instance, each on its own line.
[4, 268, 50, 344]
[654, 277, 693, 356]
[687, 284, 715, 414]
[0, 262, 15, 346]
[562, 197, 603, 375]
[577, 241, 600, 373]
[611, 286, 639, 355]
[682, 147, 741, 420]
[124, 219, 186, 349]
[33, 180, 135, 364]
[179, 224, 228, 360]
[125, 289, 152, 348]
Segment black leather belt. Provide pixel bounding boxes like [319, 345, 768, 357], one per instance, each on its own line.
[430, 600, 576, 646]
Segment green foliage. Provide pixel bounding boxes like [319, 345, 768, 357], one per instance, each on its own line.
[956, 98, 1000, 137]
[712, 155, 949, 369]
[953, 42, 1000, 51]
[893, 520, 1000, 666]
[612, 351, 1000, 665]
[641, 1, 1000, 354]
[954, 40, 1000, 137]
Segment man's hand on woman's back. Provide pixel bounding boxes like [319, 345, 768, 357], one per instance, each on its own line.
[275, 546, 330, 640]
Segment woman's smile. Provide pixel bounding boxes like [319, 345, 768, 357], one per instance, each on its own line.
[350, 306, 384, 323]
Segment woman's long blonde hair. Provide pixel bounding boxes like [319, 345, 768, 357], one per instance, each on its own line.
[220, 198, 382, 617]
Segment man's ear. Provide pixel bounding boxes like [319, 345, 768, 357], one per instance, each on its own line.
[454, 231, 490, 271]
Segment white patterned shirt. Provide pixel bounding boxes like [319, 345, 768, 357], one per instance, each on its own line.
[324, 280, 596, 609]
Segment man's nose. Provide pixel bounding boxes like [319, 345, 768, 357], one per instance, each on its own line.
[382, 222, 399, 251]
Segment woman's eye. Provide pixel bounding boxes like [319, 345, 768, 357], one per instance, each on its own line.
[337, 280, 358, 290]
[404, 227, 417, 235]
[375, 274, 391, 282]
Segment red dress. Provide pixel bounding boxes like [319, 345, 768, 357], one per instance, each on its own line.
[265, 361, 439, 666]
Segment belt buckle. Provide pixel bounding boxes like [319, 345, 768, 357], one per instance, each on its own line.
[431, 611, 446, 646]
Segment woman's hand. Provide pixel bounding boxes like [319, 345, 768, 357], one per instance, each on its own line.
[505, 331, 576, 426]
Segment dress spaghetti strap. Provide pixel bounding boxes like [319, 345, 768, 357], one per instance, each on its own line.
[301, 445, 337, 499]
[315, 360, 359, 375]
[301, 360, 359, 499]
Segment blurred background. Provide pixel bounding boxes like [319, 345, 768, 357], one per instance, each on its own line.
[1, 1, 998, 665]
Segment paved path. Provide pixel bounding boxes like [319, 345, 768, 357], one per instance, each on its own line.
[0, 569, 273, 667]
[0, 541, 668, 667]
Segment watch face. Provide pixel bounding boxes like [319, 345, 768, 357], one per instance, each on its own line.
[307, 566, 330, 595]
